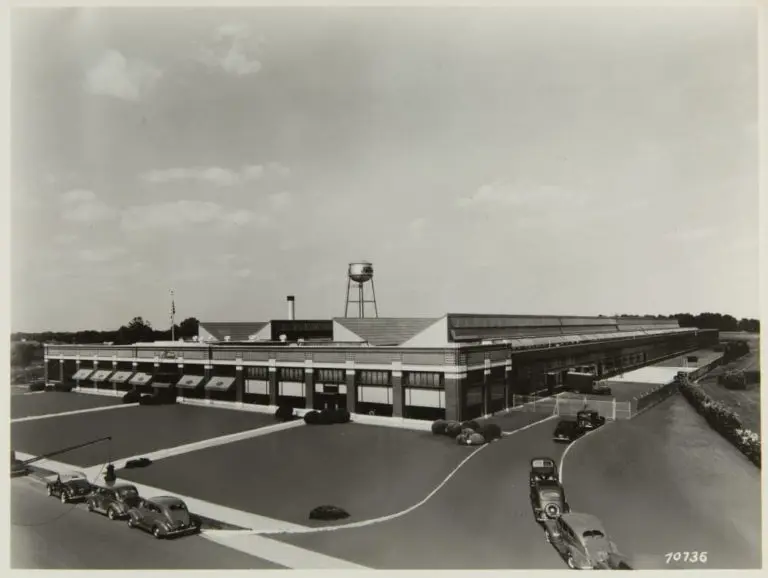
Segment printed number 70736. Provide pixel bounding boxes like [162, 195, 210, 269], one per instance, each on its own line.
[665, 551, 708, 564]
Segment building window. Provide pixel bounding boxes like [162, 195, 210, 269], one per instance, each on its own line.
[245, 366, 269, 380]
[279, 367, 304, 382]
[357, 370, 391, 386]
[316, 368, 345, 383]
[404, 372, 443, 387]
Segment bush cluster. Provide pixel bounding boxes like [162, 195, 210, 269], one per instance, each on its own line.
[679, 381, 760, 468]
[431, 418, 502, 446]
[722, 370, 747, 390]
[304, 408, 351, 426]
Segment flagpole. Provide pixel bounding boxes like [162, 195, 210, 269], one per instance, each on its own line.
[170, 289, 176, 342]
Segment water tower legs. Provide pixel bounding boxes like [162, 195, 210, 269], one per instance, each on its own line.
[343, 277, 379, 318]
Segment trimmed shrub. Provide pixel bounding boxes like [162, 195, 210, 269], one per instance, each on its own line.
[308, 505, 350, 521]
[468, 432, 486, 445]
[275, 405, 295, 422]
[28, 381, 46, 392]
[304, 410, 321, 425]
[461, 420, 480, 431]
[122, 390, 141, 404]
[723, 370, 748, 390]
[445, 422, 464, 438]
[478, 423, 502, 441]
[431, 419, 448, 435]
[124, 457, 153, 469]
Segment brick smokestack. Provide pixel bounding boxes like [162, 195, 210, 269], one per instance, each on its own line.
[287, 295, 295, 320]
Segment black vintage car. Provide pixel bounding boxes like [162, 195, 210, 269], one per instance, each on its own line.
[87, 483, 143, 520]
[553, 419, 582, 443]
[576, 409, 606, 431]
[529, 457, 559, 487]
[530, 479, 570, 522]
[45, 472, 93, 504]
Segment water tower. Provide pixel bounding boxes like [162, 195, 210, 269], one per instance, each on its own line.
[344, 262, 379, 318]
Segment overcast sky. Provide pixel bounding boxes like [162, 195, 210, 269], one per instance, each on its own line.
[11, 6, 758, 332]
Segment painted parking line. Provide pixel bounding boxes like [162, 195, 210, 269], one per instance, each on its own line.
[109, 420, 306, 467]
[201, 531, 369, 569]
[14, 451, 309, 534]
[11, 403, 138, 423]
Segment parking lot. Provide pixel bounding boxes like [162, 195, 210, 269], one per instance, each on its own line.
[11, 400, 277, 467]
[120, 422, 476, 527]
[11, 391, 123, 419]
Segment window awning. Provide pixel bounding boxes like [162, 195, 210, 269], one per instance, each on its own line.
[90, 370, 113, 383]
[109, 371, 133, 383]
[152, 378, 179, 389]
[72, 369, 94, 380]
[205, 376, 235, 392]
[128, 373, 153, 386]
[176, 375, 206, 389]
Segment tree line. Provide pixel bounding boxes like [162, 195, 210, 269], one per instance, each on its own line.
[607, 313, 759, 333]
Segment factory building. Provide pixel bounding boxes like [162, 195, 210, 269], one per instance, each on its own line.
[43, 300, 716, 422]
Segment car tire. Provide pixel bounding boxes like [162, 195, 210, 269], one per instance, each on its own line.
[567, 555, 577, 569]
[60, 492, 68, 504]
[86, 500, 94, 512]
[46, 486, 52, 497]
[127, 517, 136, 529]
[107, 507, 117, 520]
[152, 526, 163, 539]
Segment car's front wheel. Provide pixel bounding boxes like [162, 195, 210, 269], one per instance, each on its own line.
[60, 492, 68, 504]
[86, 500, 95, 512]
[152, 526, 163, 539]
[566, 555, 577, 569]
[127, 517, 136, 528]
[107, 507, 117, 520]
[46, 486, 52, 497]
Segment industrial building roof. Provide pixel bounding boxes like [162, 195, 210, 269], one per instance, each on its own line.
[198, 321, 269, 342]
[333, 317, 442, 346]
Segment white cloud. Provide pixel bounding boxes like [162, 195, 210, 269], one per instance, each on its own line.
[408, 217, 428, 237]
[120, 200, 259, 232]
[199, 24, 262, 77]
[666, 227, 718, 242]
[54, 234, 78, 245]
[77, 247, 127, 263]
[457, 182, 588, 210]
[234, 268, 252, 278]
[140, 163, 286, 187]
[85, 50, 162, 102]
[62, 201, 117, 223]
[268, 191, 292, 210]
[62, 189, 96, 203]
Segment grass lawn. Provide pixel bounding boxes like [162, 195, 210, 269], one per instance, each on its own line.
[696, 344, 761, 435]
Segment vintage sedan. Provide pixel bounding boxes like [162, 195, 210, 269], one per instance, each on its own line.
[86, 483, 142, 520]
[45, 471, 93, 504]
[545, 512, 629, 569]
[576, 410, 606, 431]
[529, 457, 559, 487]
[126, 496, 200, 539]
[530, 479, 570, 523]
[553, 420, 582, 443]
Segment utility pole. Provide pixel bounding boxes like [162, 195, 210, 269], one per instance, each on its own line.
[170, 289, 176, 342]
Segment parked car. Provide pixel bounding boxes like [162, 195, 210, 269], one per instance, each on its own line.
[553, 420, 582, 443]
[86, 483, 142, 520]
[530, 479, 570, 522]
[592, 381, 612, 396]
[126, 496, 199, 539]
[576, 409, 606, 431]
[545, 512, 628, 569]
[529, 457, 559, 487]
[45, 472, 93, 504]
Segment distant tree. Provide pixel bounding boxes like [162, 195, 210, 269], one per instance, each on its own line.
[178, 317, 199, 339]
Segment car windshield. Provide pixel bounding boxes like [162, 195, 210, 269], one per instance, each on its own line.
[117, 487, 139, 498]
[532, 459, 554, 469]
[583, 530, 606, 539]
[168, 504, 187, 511]
[540, 489, 563, 500]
